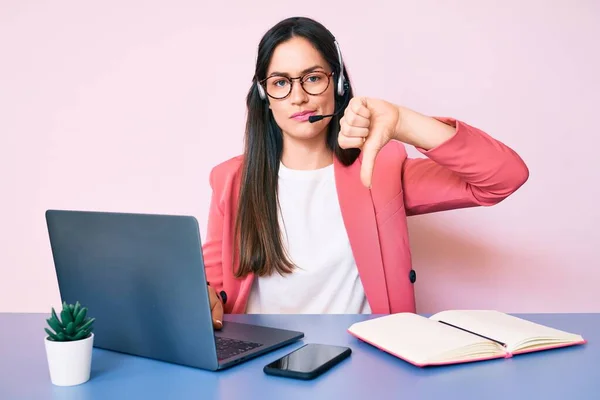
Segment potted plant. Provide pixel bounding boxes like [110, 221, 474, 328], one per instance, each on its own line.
[44, 301, 95, 386]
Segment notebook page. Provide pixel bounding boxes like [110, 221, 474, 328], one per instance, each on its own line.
[348, 313, 503, 365]
[429, 310, 584, 352]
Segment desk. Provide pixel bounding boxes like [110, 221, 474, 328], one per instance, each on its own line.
[1, 313, 598, 399]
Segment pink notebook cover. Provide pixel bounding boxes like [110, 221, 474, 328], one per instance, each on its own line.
[347, 329, 587, 367]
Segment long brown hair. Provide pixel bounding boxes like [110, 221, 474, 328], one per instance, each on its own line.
[234, 17, 360, 278]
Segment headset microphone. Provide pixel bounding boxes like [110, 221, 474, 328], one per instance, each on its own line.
[308, 113, 334, 123]
[308, 103, 343, 124]
[308, 88, 348, 123]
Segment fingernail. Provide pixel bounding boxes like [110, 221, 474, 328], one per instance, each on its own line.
[216, 320, 222, 326]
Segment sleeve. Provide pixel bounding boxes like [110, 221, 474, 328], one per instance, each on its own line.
[202, 166, 225, 291]
[401, 117, 529, 216]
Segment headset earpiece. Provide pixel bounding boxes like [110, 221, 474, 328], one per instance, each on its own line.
[333, 40, 346, 97]
[257, 81, 266, 100]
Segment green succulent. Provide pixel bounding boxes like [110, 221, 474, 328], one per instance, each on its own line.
[45, 301, 95, 342]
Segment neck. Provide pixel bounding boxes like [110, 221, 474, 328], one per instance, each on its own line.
[280, 131, 333, 170]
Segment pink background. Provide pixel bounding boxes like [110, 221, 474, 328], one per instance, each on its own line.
[1, 1, 598, 313]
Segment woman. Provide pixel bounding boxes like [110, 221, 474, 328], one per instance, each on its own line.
[202, 17, 529, 329]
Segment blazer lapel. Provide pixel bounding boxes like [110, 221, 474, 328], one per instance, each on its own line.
[334, 156, 390, 314]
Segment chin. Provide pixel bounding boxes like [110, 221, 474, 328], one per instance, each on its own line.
[282, 122, 329, 141]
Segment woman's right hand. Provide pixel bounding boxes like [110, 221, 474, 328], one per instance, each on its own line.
[207, 286, 224, 330]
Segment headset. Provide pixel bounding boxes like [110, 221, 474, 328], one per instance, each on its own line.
[256, 38, 349, 123]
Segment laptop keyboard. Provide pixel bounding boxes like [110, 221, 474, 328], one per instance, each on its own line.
[216, 337, 263, 360]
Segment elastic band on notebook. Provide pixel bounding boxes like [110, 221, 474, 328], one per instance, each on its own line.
[438, 320, 507, 348]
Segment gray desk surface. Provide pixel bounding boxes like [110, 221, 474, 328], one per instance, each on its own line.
[1, 313, 598, 399]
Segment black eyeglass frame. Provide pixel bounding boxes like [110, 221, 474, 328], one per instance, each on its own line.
[258, 71, 335, 100]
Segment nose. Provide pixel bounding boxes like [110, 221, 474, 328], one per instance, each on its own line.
[289, 80, 308, 105]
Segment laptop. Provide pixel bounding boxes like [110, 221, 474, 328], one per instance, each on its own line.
[44, 209, 304, 371]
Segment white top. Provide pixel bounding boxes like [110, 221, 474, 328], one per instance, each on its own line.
[245, 162, 372, 314]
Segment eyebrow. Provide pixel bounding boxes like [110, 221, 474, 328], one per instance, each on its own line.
[267, 65, 327, 77]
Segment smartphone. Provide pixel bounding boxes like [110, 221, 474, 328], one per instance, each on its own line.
[263, 343, 351, 380]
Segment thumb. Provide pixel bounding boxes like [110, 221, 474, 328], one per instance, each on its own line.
[360, 135, 383, 188]
[209, 289, 224, 330]
[212, 300, 224, 330]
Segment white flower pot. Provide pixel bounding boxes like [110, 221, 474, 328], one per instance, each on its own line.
[44, 333, 94, 386]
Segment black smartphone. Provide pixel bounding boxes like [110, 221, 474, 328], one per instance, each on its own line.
[263, 343, 351, 380]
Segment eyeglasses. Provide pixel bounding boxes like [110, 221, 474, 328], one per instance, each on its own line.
[259, 71, 333, 99]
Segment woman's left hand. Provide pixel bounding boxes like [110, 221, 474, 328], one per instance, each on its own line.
[338, 97, 402, 188]
[339, 96, 455, 188]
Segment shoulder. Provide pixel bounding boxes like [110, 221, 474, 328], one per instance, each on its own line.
[208, 154, 244, 192]
[209, 154, 243, 182]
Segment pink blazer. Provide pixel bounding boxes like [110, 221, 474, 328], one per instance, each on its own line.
[202, 117, 529, 314]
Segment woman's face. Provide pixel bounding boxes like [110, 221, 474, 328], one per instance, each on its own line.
[264, 36, 336, 143]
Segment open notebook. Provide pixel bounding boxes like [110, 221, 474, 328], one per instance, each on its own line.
[347, 310, 586, 367]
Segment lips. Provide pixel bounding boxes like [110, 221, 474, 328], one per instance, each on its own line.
[291, 110, 316, 121]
